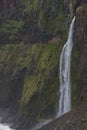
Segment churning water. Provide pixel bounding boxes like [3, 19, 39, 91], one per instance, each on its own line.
[57, 17, 76, 117]
[0, 123, 14, 130]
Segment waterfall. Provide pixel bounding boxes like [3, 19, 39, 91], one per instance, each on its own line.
[57, 16, 76, 117]
[32, 17, 76, 129]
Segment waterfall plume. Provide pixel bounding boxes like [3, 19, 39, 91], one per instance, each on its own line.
[57, 16, 76, 117]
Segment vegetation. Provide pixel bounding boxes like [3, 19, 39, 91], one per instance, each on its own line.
[0, 43, 63, 119]
[0, 1, 75, 125]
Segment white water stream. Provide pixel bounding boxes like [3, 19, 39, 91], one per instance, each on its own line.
[57, 16, 76, 117]
[0, 123, 14, 130]
[0, 110, 14, 130]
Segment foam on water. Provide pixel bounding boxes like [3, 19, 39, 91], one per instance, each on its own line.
[0, 123, 14, 130]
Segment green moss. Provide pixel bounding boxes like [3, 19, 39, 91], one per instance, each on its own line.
[22, 0, 39, 11]
[0, 0, 70, 44]
[0, 20, 24, 33]
[20, 44, 62, 112]
[21, 0, 69, 37]
[0, 0, 71, 121]
[0, 20, 24, 42]
[0, 43, 63, 118]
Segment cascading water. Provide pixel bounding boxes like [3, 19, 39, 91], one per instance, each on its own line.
[57, 16, 76, 117]
[31, 16, 76, 130]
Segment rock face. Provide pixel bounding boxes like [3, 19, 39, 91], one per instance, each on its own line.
[0, 1, 71, 129]
[0, 0, 73, 43]
[72, 0, 87, 104]
[38, 104, 87, 130]
[0, 0, 18, 19]
[0, 0, 86, 129]
[0, 44, 62, 129]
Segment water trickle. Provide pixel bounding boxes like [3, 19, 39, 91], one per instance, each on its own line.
[57, 16, 76, 117]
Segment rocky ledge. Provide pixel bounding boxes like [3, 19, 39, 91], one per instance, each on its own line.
[38, 104, 87, 130]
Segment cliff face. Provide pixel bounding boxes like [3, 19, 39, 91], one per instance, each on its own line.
[0, 1, 70, 129]
[0, 0, 18, 20]
[0, 0, 73, 44]
[0, 44, 62, 129]
[0, 0, 87, 129]
[72, 0, 87, 105]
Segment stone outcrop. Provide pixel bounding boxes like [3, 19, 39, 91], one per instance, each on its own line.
[38, 104, 87, 130]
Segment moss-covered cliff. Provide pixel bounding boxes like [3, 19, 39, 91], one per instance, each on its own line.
[0, 0, 73, 44]
[0, 43, 63, 128]
[0, 0, 86, 129]
[0, 0, 73, 128]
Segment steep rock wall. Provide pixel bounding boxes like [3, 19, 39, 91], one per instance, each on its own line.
[0, 0, 74, 44]
[0, 44, 62, 128]
[0, 0, 86, 129]
[72, 0, 87, 105]
[0, 1, 74, 128]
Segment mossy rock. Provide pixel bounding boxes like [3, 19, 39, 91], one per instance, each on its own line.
[0, 43, 63, 120]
